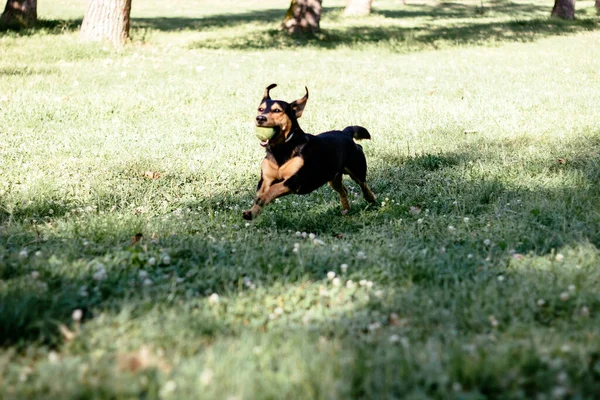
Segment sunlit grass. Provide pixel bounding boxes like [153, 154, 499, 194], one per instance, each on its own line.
[1, 0, 600, 398]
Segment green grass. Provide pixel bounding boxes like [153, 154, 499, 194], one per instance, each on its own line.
[1, 0, 600, 398]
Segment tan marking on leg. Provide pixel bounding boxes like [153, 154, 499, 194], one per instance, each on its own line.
[329, 174, 350, 213]
[247, 182, 292, 219]
[244, 157, 304, 220]
[278, 157, 304, 180]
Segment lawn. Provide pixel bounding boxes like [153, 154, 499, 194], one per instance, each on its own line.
[1, 0, 600, 398]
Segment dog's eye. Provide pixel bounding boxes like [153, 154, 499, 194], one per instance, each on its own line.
[258, 107, 264, 112]
[272, 109, 281, 113]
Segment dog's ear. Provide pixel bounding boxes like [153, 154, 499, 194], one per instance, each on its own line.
[262, 83, 277, 102]
[290, 86, 309, 118]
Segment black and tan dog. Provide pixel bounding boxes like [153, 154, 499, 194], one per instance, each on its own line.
[242, 84, 376, 220]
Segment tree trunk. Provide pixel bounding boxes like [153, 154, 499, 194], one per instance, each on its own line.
[281, 0, 322, 34]
[343, 0, 373, 17]
[596, 0, 600, 14]
[80, 0, 132, 46]
[551, 0, 575, 19]
[0, 0, 37, 28]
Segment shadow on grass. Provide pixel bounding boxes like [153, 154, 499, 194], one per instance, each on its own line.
[0, 18, 82, 36]
[1, 131, 600, 349]
[132, 8, 289, 32]
[189, 17, 599, 51]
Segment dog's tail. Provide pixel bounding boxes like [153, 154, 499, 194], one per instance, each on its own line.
[343, 126, 371, 141]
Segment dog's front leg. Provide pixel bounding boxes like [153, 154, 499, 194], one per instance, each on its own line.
[242, 182, 292, 220]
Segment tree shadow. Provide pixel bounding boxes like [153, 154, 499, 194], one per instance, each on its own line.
[1, 130, 600, 351]
[0, 18, 81, 35]
[132, 8, 290, 33]
[374, 0, 549, 19]
[190, 16, 599, 50]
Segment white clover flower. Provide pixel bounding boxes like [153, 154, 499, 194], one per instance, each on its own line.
[417, 218, 423, 224]
[581, 306, 590, 317]
[327, 271, 336, 280]
[560, 292, 569, 302]
[309, 233, 316, 240]
[340, 263, 348, 273]
[467, 254, 473, 259]
[389, 334, 400, 343]
[357, 251, 367, 260]
[93, 268, 106, 281]
[35, 251, 42, 257]
[463, 217, 470, 223]
[359, 279, 367, 286]
[301, 232, 307, 238]
[30, 271, 40, 280]
[448, 225, 456, 232]
[161, 380, 177, 396]
[200, 369, 214, 386]
[161, 255, 171, 265]
[138, 270, 149, 279]
[48, 351, 59, 364]
[19, 249, 28, 260]
[497, 275, 505, 282]
[488, 315, 499, 327]
[537, 299, 546, 306]
[143, 278, 153, 286]
[367, 322, 381, 332]
[483, 239, 491, 246]
[366, 281, 374, 289]
[313, 239, 325, 246]
[295, 231, 301, 237]
[555, 253, 564, 262]
[208, 293, 220, 305]
[274, 307, 283, 316]
[332, 277, 341, 287]
[346, 280, 355, 289]
[374, 290, 383, 298]
[147, 257, 156, 266]
[72, 309, 83, 322]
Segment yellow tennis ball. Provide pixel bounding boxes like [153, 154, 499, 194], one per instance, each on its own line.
[255, 126, 275, 141]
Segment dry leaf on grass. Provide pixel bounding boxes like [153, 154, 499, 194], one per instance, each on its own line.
[143, 171, 161, 179]
[117, 346, 171, 373]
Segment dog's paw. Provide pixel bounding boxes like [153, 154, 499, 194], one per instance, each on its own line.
[242, 210, 253, 220]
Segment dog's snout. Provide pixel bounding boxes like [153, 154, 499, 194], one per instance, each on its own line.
[256, 115, 267, 124]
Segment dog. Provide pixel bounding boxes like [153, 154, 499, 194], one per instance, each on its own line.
[242, 84, 376, 220]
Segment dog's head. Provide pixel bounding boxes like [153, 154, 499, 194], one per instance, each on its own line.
[255, 83, 308, 147]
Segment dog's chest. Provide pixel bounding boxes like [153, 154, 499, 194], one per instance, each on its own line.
[262, 157, 304, 181]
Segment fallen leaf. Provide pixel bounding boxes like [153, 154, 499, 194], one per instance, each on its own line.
[143, 171, 161, 179]
[117, 346, 171, 373]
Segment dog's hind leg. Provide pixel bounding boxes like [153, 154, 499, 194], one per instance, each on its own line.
[344, 155, 376, 204]
[329, 173, 350, 215]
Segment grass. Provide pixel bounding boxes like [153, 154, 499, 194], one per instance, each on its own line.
[1, 0, 600, 398]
